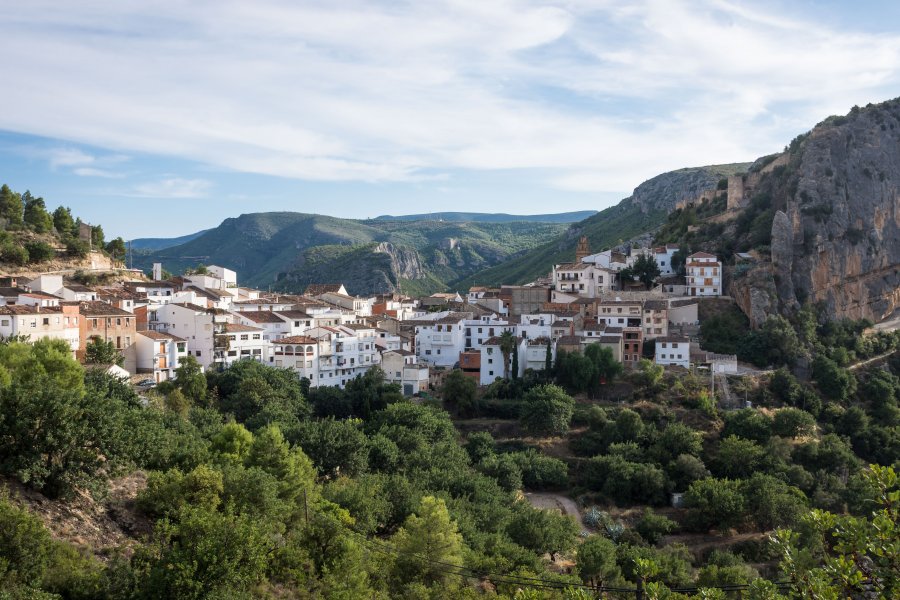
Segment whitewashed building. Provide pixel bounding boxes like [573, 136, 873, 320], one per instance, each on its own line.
[686, 252, 722, 296]
[655, 335, 690, 369]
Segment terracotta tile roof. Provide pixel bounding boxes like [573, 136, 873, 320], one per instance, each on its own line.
[688, 251, 717, 259]
[305, 284, 344, 296]
[170, 302, 210, 312]
[138, 330, 186, 342]
[223, 323, 263, 333]
[67, 301, 133, 317]
[237, 311, 286, 323]
[273, 335, 318, 344]
[598, 335, 622, 343]
[0, 305, 64, 315]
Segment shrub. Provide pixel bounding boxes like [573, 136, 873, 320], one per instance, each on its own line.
[24, 241, 55, 263]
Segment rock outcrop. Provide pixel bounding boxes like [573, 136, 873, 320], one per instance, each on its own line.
[374, 242, 427, 281]
[630, 163, 749, 213]
[769, 100, 900, 323]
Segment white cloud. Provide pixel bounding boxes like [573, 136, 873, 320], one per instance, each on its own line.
[72, 167, 124, 178]
[129, 178, 212, 199]
[1, 1, 899, 195]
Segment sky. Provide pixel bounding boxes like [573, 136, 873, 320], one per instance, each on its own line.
[2, 1, 900, 239]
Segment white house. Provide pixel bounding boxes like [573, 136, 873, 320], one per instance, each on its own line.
[135, 330, 188, 382]
[271, 335, 322, 385]
[207, 265, 237, 287]
[552, 262, 615, 299]
[686, 252, 722, 296]
[463, 314, 512, 350]
[655, 335, 690, 369]
[219, 323, 269, 366]
[0, 304, 81, 355]
[653, 244, 680, 276]
[234, 310, 293, 341]
[152, 303, 223, 368]
[413, 312, 469, 368]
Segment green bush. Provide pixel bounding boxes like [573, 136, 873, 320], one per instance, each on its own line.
[24, 241, 55, 263]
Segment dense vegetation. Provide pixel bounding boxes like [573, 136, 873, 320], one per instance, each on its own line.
[0, 302, 896, 598]
[0, 183, 125, 266]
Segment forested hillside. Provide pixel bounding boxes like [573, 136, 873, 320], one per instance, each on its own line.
[456, 163, 749, 288]
[0, 183, 125, 269]
[132, 213, 568, 294]
[0, 304, 897, 598]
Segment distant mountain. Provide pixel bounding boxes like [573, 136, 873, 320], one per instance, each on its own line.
[132, 213, 569, 295]
[454, 163, 750, 288]
[130, 229, 210, 251]
[371, 211, 597, 224]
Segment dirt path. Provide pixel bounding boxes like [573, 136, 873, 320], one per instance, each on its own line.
[524, 492, 585, 529]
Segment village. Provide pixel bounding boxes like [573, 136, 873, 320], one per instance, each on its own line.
[0, 235, 741, 393]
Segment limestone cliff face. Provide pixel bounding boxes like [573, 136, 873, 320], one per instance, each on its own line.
[630, 164, 748, 213]
[771, 101, 900, 323]
[373, 242, 427, 281]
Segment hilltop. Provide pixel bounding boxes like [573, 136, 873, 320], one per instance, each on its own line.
[132, 213, 569, 295]
[456, 163, 749, 288]
[371, 210, 597, 223]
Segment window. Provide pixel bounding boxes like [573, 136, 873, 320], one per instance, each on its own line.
[116, 318, 122, 326]
[196, 351, 202, 356]
[91, 318, 98, 328]
[240, 334, 249, 341]
[30, 320, 36, 328]
[253, 334, 260, 340]
[425, 350, 432, 355]
[42, 318, 49, 326]
[228, 350, 237, 356]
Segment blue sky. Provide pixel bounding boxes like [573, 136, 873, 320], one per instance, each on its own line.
[2, 0, 900, 239]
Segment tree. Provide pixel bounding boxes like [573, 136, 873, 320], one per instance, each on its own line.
[85, 337, 123, 366]
[773, 465, 898, 600]
[544, 340, 552, 376]
[172, 355, 207, 405]
[684, 478, 746, 532]
[508, 507, 579, 560]
[631, 253, 662, 289]
[519, 384, 575, 436]
[812, 354, 857, 401]
[135, 505, 271, 599]
[0, 491, 52, 588]
[0, 340, 128, 497]
[0, 184, 23, 227]
[635, 508, 677, 545]
[390, 496, 464, 588]
[714, 435, 766, 479]
[24, 241, 54, 263]
[511, 343, 519, 380]
[442, 368, 478, 417]
[499, 330, 516, 380]
[292, 418, 369, 478]
[105, 237, 127, 261]
[772, 407, 816, 438]
[52, 206, 76, 237]
[90, 224, 104, 249]
[578, 535, 621, 588]
[22, 193, 53, 233]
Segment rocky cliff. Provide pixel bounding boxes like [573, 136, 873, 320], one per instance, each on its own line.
[731, 99, 900, 325]
[630, 163, 748, 213]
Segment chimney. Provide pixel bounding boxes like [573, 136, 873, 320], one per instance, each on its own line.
[152, 263, 162, 281]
